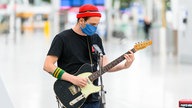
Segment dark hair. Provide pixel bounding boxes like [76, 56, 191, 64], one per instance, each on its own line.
[77, 17, 90, 22]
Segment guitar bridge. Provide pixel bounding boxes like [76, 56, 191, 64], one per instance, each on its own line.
[68, 85, 81, 95]
[69, 94, 85, 106]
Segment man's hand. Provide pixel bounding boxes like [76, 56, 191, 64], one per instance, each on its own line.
[124, 51, 135, 69]
[71, 75, 88, 88]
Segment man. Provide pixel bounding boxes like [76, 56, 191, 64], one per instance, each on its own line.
[143, 16, 152, 39]
[43, 4, 135, 108]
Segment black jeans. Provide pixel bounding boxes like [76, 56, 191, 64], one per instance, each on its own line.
[81, 101, 100, 108]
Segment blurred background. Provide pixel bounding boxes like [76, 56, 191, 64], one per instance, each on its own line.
[0, 0, 192, 108]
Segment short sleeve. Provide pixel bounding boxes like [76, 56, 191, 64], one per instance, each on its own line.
[47, 35, 63, 58]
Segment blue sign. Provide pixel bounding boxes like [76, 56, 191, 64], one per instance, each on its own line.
[60, 0, 104, 7]
[60, 0, 70, 7]
[94, 0, 104, 5]
[71, 0, 82, 6]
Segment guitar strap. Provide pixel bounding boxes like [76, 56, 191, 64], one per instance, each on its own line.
[86, 36, 94, 73]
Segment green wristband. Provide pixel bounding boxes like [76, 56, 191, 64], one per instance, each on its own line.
[53, 67, 65, 79]
[58, 70, 65, 79]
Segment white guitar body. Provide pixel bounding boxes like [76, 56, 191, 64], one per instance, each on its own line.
[78, 72, 101, 97]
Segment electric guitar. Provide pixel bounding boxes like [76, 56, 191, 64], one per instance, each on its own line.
[54, 40, 152, 108]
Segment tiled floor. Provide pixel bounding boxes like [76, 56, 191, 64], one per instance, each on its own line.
[0, 32, 192, 108]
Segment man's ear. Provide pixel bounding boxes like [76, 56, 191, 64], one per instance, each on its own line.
[79, 18, 85, 24]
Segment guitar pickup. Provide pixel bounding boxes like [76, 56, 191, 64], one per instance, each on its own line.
[68, 85, 81, 95]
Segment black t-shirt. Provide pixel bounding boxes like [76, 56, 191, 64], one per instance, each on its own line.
[47, 29, 105, 102]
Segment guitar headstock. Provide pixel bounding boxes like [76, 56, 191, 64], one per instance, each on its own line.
[134, 40, 152, 51]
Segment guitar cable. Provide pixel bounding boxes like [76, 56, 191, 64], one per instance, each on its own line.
[56, 96, 65, 108]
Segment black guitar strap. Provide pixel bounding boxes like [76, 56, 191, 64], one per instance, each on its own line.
[86, 36, 94, 73]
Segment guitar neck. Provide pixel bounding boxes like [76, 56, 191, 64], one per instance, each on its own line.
[88, 48, 136, 82]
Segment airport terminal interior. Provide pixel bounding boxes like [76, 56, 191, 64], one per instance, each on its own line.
[1, 0, 192, 108]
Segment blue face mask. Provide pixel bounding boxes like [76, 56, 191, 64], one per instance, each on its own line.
[80, 24, 97, 36]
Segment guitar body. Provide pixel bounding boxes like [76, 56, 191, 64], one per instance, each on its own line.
[54, 63, 101, 108]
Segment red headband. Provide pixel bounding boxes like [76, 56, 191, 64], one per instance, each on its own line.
[76, 4, 101, 18]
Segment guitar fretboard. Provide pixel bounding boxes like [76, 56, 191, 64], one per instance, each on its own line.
[88, 48, 136, 82]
